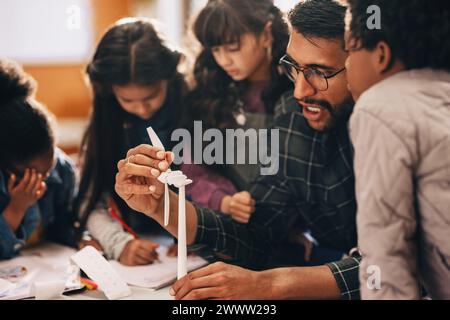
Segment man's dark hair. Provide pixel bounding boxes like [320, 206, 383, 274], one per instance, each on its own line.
[289, 0, 347, 41]
[347, 0, 450, 71]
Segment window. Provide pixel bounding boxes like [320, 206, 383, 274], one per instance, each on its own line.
[274, 0, 299, 12]
[0, 0, 93, 65]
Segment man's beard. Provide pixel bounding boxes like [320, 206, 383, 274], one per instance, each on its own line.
[300, 94, 355, 132]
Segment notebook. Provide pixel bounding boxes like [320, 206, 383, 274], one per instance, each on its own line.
[109, 246, 208, 290]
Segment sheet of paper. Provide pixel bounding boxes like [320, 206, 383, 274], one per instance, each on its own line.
[71, 246, 131, 300]
[109, 246, 208, 290]
[0, 243, 81, 300]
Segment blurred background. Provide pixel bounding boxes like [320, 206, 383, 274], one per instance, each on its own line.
[0, 0, 298, 156]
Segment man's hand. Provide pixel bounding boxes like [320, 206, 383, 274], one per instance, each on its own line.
[115, 144, 173, 217]
[170, 262, 270, 300]
[171, 262, 343, 300]
[220, 191, 256, 224]
[115, 144, 200, 246]
[119, 239, 160, 266]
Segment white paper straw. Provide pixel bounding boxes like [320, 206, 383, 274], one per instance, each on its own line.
[164, 183, 170, 226]
[177, 185, 187, 280]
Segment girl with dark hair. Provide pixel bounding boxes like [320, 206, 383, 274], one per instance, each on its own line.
[182, 0, 292, 224]
[74, 18, 187, 265]
[0, 60, 78, 259]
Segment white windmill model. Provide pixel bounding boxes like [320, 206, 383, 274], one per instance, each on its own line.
[147, 127, 192, 279]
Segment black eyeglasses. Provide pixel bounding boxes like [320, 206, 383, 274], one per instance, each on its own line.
[279, 55, 346, 91]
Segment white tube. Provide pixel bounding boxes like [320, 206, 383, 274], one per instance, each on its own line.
[177, 185, 187, 280]
[164, 183, 170, 226]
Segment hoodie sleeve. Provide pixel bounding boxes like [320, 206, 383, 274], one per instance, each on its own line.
[350, 106, 420, 299]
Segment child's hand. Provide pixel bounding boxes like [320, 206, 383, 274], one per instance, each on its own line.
[298, 234, 313, 262]
[119, 239, 160, 266]
[79, 237, 104, 252]
[220, 191, 256, 224]
[290, 232, 314, 262]
[167, 243, 178, 257]
[7, 169, 46, 213]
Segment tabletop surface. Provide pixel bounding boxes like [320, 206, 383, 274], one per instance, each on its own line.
[61, 285, 173, 300]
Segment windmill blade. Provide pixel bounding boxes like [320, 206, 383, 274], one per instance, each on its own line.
[147, 127, 165, 151]
[167, 175, 187, 186]
[158, 171, 171, 184]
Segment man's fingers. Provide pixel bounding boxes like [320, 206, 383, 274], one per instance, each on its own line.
[181, 287, 223, 300]
[122, 163, 157, 179]
[165, 152, 174, 167]
[115, 168, 157, 189]
[180, 262, 227, 284]
[115, 182, 155, 195]
[118, 161, 169, 182]
[136, 154, 170, 170]
[126, 144, 165, 160]
[123, 154, 170, 172]
[171, 275, 189, 295]
[115, 169, 130, 184]
[172, 265, 216, 294]
[175, 275, 222, 300]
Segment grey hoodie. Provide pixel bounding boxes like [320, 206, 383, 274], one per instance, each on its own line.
[350, 69, 450, 299]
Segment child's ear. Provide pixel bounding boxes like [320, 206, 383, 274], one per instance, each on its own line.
[260, 21, 273, 48]
[371, 41, 393, 74]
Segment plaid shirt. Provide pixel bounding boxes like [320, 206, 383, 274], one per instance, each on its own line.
[192, 91, 361, 300]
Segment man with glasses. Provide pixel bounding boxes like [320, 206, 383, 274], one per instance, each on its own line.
[115, 0, 361, 300]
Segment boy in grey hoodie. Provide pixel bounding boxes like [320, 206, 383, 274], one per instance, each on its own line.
[345, 0, 450, 299]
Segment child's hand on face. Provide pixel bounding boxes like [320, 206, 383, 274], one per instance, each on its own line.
[220, 191, 256, 224]
[119, 239, 160, 266]
[7, 169, 47, 213]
